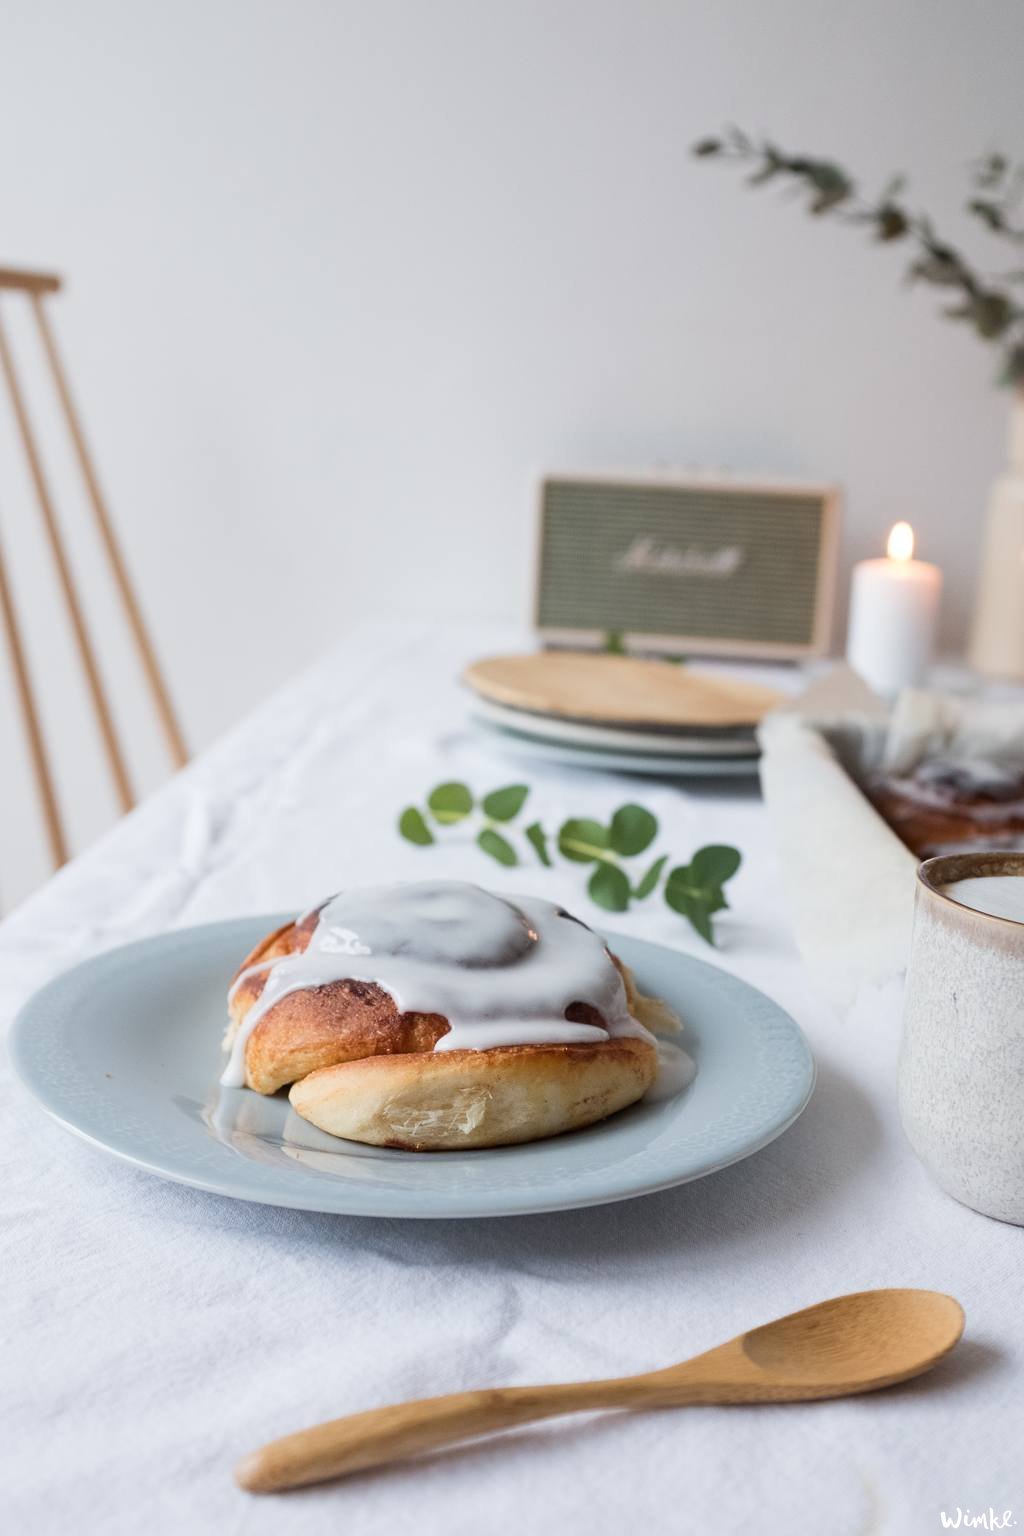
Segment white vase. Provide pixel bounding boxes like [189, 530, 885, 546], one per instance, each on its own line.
[968, 387, 1024, 678]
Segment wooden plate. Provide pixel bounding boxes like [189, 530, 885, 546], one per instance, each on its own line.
[463, 652, 783, 729]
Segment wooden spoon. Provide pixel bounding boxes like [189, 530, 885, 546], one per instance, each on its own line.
[236, 1289, 963, 1493]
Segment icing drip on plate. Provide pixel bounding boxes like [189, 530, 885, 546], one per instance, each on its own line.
[221, 880, 658, 1089]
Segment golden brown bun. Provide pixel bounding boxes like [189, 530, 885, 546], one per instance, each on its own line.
[226, 914, 449, 1095]
[226, 910, 673, 1148]
[288, 1036, 658, 1151]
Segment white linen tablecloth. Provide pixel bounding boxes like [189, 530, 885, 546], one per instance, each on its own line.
[2, 622, 1020, 1536]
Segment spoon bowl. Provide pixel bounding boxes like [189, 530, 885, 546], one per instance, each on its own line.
[738, 1287, 964, 1387]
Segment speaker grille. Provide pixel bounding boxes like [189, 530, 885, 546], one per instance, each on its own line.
[537, 480, 828, 647]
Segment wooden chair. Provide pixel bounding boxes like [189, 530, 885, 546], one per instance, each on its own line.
[0, 265, 187, 869]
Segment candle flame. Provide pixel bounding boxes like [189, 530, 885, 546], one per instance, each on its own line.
[887, 521, 915, 562]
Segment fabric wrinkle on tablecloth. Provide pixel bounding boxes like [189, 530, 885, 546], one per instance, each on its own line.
[2, 623, 1019, 1536]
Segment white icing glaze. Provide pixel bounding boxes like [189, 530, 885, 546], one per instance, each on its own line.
[645, 1038, 697, 1102]
[226, 956, 277, 1005]
[221, 880, 656, 1089]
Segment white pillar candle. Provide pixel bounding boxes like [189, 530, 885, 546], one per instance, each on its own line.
[845, 522, 942, 696]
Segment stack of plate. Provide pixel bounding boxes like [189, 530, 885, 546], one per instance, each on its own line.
[463, 652, 782, 778]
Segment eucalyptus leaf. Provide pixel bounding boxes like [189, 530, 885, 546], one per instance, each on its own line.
[973, 153, 1007, 189]
[671, 890, 716, 946]
[588, 862, 631, 912]
[482, 784, 529, 822]
[968, 198, 1007, 233]
[398, 807, 433, 846]
[691, 904, 716, 945]
[664, 864, 701, 908]
[632, 853, 668, 900]
[477, 828, 517, 867]
[810, 186, 851, 215]
[1001, 344, 1024, 386]
[427, 781, 473, 824]
[971, 292, 1014, 339]
[875, 206, 909, 242]
[908, 251, 964, 287]
[525, 821, 552, 867]
[690, 844, 742, 887]
[609, 804, 658, 857]
[664, 865, 718, 945]
[557, 818, 610, 863]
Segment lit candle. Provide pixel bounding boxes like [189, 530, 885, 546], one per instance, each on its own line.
[845, 522, 942, 696]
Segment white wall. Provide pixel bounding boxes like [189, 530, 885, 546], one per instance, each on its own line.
[1, 0, 1021, 905]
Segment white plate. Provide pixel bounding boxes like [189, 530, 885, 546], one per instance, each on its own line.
[470, 697, 759, 756]
[472, 717, 761, 778]
[10, 918, 814, 1219]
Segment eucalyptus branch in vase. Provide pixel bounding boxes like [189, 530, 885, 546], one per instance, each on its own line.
[694, 132, 1024, 678]
[693, 130, 1024, 384]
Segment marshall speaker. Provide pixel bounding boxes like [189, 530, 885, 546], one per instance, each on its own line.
[535, 473, 840, 660]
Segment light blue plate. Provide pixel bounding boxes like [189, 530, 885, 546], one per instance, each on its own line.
[9, 917, 814, 1219]
[471, 716, 760, 778]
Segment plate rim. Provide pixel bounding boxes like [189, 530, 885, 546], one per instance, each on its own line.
[471, 717, 761, 778]
[9, 918, 815, 1219]
[469, 697, 760, 756]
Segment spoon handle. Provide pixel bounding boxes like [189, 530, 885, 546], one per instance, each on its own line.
[235, 1379, 638, 1492]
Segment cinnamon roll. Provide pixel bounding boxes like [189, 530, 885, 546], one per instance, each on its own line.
[866, 755, 1024, 858]
[222, 880, 683, 1150]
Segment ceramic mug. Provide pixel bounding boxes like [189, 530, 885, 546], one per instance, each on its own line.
[899, 851, 1024, 1225]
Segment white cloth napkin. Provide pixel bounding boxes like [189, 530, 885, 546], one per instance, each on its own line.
[758, 711, 918, 1007]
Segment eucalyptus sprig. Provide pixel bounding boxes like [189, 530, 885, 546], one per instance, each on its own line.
[399, 781, 531, 867]
[397, 781, 741, 945]
[694, 128, 1024, 386]
[602, 629, 687, 663]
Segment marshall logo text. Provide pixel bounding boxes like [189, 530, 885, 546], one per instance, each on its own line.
[615, 536, 745, 580]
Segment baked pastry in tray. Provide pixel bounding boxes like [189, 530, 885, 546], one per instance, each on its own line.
[222, 880, 684, 1151]
[865, 755, 1024, 859]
